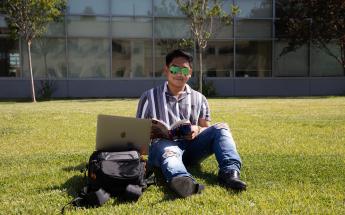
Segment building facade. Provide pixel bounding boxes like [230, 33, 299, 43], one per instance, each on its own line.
[0, 0, 344, 98]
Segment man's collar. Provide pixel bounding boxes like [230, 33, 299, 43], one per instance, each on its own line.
[164, 81, 191, 96]
[185, 83, 192, 94]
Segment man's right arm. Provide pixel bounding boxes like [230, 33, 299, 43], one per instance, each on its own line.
[136, 92, 150, 119]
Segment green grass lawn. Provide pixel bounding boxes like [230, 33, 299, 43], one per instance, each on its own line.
[1, 97, 345, 214]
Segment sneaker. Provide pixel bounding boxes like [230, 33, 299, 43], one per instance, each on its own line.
[169, 176, 204, 198]
[218, 169, 247, 191]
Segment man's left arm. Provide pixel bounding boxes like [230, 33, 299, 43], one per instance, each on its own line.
[186, 95, 211, 140]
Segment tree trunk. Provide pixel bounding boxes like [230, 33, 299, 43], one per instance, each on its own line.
[44, 54, 48, 78]
[28, 40, 36, 102]
[341, 38, 345, 75]
[198, 49, 203, 93]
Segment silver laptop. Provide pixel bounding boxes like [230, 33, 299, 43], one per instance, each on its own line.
[95, 114, 151, 154]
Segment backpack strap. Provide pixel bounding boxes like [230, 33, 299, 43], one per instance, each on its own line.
[145, 171, 156, 187]
[61, 186, 111, 214]
[144, 163, 156, 187]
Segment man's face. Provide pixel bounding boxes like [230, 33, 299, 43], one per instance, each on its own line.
[164, 57, 192, 89]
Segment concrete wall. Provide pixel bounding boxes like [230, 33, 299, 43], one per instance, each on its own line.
[0, 77, 344, 99]
[209, 77, 345, 97]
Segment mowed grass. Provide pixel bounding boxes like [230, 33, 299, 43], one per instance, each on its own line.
[0, 97, 345, 214]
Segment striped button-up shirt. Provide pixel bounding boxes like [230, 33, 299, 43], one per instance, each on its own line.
[136, 81, 211, 126]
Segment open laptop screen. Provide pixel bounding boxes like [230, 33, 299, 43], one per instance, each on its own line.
[95, 115, 151, 154]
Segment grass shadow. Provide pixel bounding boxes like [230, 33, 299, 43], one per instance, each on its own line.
[151, 168, 180, 201]
[62, 175, 86, 197]
[149, 167, 220, 201]
[152, 161, 249, 196]
[187, 164, 219, 186]
[45, 174, 85, 198]
[62, 162, 87, 173]
[151, 164, 219, 200]
[44, 162, 88, 198]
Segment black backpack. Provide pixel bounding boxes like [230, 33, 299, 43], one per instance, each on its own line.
[62, 150, 154, 212]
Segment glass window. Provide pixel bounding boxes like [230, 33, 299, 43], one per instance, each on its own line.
[112, 39, 153, 78]
[154, 39, 193, 77]
[67, 16, 109, 37]
[155, 18, 190, 39]
[68, 0, 109, 15]
[213, 24, 234, 39]
[154, 0, 185, 17]
[275, 0, 288, 18]
[219, 0, 236, 15]
[68, 38, 110, 78]
[236, 19, 272, 38]
[112, 17, 152, 38]
[22, 38, 67, 79]
[0, 15, 7, 27]
[0, 15, 10, 34]
[311, 43, 343, 76]
[0, 1, 6, 14]
[44, 21, 65, 37]
[274, 41, 308, 77]
[235, 0, 272, 18]
[236, 40, 272, 77]
[112, 0, 152, 16]
[0, 38, 20, 77]
[203, 41, 234, 77]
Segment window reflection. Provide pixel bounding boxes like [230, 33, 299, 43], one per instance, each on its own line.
[68, 0, 109, 15]
[112, 40, 152, 78]
[112, 0, 152, 16]
[236, 20, 272, 38]
[235, 0, 272, 18]
[112, 17, 152, 38]
[31, 38, 67, 78]
[275, 0, 288, 18]
[213, 24, 234, 39]
[3, 0, 344, 82]
[68, 38, 109, 78]
[311, 43, 343, 77]
[155, 18, 190, 39]
[204, 41, 234, 77]
[22, 38, 67, 79]
[68, 16, 109, 37]
[0, 38, 20, 77]
[236, 41, 271, 77]
[274, 41, 307, 77]
[45, 21, 65, 37]
[154, 0, 185, 16]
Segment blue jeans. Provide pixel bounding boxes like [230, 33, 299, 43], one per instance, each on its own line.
[148, 123, 242, 182]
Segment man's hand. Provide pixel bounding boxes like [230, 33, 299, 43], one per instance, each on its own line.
[184, 118, 210, 140]
[184, 125, 201, 140]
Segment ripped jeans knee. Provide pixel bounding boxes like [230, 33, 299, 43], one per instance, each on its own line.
[148, 140, 190, 181]
[162, 146, 182, 160]
[148, 140, 183, 168]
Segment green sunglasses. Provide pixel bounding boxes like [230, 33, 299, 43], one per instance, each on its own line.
[169, 66, 190, 76]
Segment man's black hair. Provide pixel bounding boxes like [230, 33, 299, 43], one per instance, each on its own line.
[166, 49, 193, 67]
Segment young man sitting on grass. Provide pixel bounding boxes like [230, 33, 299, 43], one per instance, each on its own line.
[136, 49, 246, 198]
